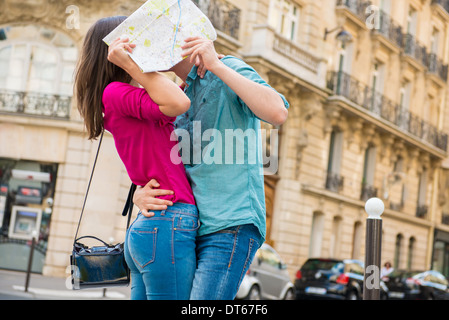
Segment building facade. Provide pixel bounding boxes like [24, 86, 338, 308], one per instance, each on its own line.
[1, 0, 449, 281]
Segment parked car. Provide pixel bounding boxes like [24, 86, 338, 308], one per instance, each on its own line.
[383, 270, 449, 300]
[294, 258, 389, 300]
[236, 243, 295, 300]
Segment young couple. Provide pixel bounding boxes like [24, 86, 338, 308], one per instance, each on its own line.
[75, 16, 289, 300]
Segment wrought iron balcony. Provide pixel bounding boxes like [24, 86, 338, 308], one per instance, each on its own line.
[360, 183, 378, 202]
[337, 0, 449, 81]
[427, 53, 449, 80]
[416, 205, 428, 218]
[403, 33, 428, 67]
[327, 71, 448, 152]
[336, 0, 371, 22]
[325, 171, 344, 193]
[192, 0, 241, 39]
[374, 9, 403, 48]
[0, 89, 71, 120]
[442, 212, 449, 225]
[389, 201, 404, 212]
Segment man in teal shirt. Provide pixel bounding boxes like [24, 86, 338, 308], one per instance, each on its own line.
[134, 37, 289, 299]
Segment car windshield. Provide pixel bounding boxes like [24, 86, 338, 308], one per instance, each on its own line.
[301, 259, 344, 273]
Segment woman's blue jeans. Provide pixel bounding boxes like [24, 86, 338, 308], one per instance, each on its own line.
[124, 203, 199, 300]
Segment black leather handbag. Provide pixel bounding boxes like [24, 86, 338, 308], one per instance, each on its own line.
[70, 131, 136, 290]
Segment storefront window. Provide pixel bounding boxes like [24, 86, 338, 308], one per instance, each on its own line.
[0, 158, 58, 273]
[432, 239, 449, 279]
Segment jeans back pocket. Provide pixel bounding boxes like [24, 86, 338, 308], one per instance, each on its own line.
[128, 227, 157, 269]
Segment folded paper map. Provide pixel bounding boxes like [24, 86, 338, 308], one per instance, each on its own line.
[103, 0, 217, 73]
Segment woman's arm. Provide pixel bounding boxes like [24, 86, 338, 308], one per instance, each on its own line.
[107, 38, 190, 117]
[181, 37, 288, 126]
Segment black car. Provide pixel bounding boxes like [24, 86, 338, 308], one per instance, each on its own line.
[294, 258, 388, 300]
[383, 270, 449, 300]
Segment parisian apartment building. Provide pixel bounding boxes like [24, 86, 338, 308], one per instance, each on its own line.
[1, 0, 449, 281]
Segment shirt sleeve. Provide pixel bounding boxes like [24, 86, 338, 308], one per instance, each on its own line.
[221, 57, 290, 120]
[103, 82, 176, 125]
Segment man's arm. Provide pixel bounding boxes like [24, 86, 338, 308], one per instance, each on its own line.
[133, 180, 174, 217]
[181, 37, 288, 126]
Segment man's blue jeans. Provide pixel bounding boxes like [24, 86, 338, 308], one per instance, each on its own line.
[124, 203, 199, 300]
[190, 224, 263, 300]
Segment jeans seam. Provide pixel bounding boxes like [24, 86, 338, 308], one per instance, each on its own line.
[171, 217, 175, 265]
[227, 225, 240, 269]
[237, 238, 256, 290]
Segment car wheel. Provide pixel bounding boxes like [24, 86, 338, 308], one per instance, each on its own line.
[283, 289, 295, 300]
[346, 290, 358, 300]
[246, 285, 261, 300]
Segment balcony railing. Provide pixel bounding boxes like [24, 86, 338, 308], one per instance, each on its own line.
[361, 183, 378, 201]
[273, 33, 321, 73]
[442, 212, 449, 225]
[192, 0, 240, 39]
[416, 205, 428, 218]
[336, 0, 372, 22]
[427, 53, 449, 80]
[325, 171, 344, 193]
[337, 0, 449, 81]
[327, 71, 448, 152]
[403, 33, 428, 66]
[0, 89, 71, 120]
[375, 9, 403, 48]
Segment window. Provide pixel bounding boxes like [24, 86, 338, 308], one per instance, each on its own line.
[268, 0, 300, 41]
[407, 237, 415, 270]
[390, 156, 406, 210]
[399, 81, 412, 131]
[399, 81, 412, 111]
[0, 25, 77, 96]
[326, 130, 344, 192]
[432, 240, 449, 278]
[371, 63, 386, 95]
[361, 145, 377, 201]
[309, 211, 324, 257]
[394, 233, 403, 269]
[380, 0, 391, 14]
[406, 7, 417, 36]
[370, 63, 385, 114]
[329, 216, 342, 258]
[416, 169, 428, 218]
[430, 28, 440, 56]
[351, 221, 363, 260]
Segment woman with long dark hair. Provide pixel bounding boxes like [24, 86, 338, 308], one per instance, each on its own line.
[74, 16, 198, 300]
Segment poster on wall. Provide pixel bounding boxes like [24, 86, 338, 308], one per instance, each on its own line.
[8, 205, 42, 240]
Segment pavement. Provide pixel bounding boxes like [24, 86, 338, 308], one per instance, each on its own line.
[0, 269, 131, 300]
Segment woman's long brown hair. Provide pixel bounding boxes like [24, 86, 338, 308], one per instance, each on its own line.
[74, 16, 132, 140]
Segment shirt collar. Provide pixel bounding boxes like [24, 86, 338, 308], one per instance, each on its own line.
[186, 65, 198, 85]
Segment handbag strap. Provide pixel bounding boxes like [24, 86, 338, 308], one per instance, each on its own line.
[73, 131, 136, 245]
